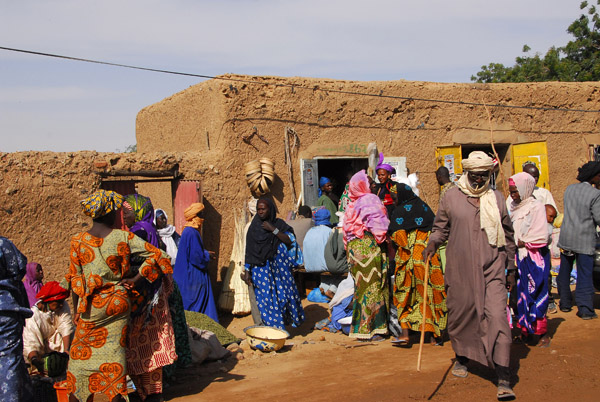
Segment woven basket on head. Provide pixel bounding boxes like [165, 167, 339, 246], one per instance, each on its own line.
[244, 158, 275, 196]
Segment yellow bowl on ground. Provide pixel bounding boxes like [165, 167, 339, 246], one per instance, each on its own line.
[243, 325, 289, 352]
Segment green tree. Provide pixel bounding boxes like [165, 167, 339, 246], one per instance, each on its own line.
[471, 1, 600, 82]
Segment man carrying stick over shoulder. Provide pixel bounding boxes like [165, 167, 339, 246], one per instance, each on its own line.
[424, 151, 517, 400]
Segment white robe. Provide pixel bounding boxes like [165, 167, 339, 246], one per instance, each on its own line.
[23, 303, 74, 361]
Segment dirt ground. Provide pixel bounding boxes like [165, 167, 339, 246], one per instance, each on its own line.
[163, 290, 600, 402]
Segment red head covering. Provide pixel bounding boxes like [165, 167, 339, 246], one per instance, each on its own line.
[36, 281, 69, 302]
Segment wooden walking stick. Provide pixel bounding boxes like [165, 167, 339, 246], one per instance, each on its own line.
[417, 257, 431, 372]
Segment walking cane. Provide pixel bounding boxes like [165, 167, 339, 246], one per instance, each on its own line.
[417, 257, 431, 372]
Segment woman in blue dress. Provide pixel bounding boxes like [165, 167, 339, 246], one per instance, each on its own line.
[242, 198, 305, 329]
[174, 202, 219, 322]
[0, 236, 34, 402]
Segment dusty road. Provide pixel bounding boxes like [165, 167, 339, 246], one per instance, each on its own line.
[163, 294, 600, 402]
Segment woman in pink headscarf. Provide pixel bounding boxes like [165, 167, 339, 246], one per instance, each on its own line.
[24, 262, 44, 307]
[343, 170, 390, 340]
[508, 172, 551, 347]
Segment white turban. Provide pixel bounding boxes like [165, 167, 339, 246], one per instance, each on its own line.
[461, 151, 495, 171]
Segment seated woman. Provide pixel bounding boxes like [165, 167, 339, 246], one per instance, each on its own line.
[23, 281, 74, 376]
[242, 198, 305, 329]
[388, 184, 447, 346]
[315, 275, 354, 334]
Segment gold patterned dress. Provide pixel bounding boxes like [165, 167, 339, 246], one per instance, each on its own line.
[347, 232, 389, 339]
[390, 229, 447, 337]
[63, 229, 172, 402]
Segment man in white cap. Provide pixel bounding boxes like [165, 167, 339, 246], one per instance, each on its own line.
[424, 151, 517, 400]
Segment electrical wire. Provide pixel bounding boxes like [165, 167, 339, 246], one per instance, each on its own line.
[1, 45, 599, 114]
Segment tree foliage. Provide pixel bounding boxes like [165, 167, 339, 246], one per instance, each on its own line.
[471, 1, 600, 82]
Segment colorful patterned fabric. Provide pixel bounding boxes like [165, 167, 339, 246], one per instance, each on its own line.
[64, 229, 172, 402]
[162, 281, 192, 379]
[390, 229, 447, 337]
[0, 237, 33, 402]
[81, 190, 123, 219]
[127, 275, 176, 399]
[516, 246, 550, 335]
[388, 184, 435, 233]
[0, 313, 34, 401]
[124, 194, 160, 248]
[347, 232, 388, 339]
[343, 170, 390, 245]
[338, 183, 351, 212]
[248, 238, 305, 329]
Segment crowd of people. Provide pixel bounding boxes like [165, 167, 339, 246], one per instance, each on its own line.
[1, 152, 599, 401]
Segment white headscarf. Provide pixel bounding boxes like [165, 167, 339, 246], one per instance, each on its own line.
[456, 151, 506, 247]
[154, 209, 179, 264]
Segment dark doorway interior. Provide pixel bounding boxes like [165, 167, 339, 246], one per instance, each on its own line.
[316, 158, 369, 199]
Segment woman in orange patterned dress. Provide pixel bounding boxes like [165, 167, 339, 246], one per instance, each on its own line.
[63, 190, 172, 402]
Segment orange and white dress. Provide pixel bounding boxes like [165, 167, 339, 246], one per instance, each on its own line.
[63, 229, 172, 402]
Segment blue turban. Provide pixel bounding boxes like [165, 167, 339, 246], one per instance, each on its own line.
[318, 177, 331, 197]
[313, 208, 331, 226]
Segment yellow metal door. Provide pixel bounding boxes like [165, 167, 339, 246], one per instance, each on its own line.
[511, 142, 550, 190]
[436, 145, 462, 182]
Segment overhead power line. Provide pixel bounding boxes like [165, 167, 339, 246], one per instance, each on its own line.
[1, 45, 599, 114]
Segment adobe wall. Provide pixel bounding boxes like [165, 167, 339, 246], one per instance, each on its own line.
[134, 75, 600, 290]
[2, 76, 599, 296]
[0, 151, 214, 284]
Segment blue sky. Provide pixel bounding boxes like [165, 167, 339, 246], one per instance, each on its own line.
[0, 0, 580, 152]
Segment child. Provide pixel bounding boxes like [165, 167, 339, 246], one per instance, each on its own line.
[545, 204, 558, 314]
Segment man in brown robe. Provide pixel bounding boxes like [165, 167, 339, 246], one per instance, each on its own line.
[425, 151, 517, 400]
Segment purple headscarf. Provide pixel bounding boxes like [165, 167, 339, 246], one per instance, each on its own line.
[24, 262, 43, 306]
[375, 153, 395, 174]
[124, 194, 160, 248]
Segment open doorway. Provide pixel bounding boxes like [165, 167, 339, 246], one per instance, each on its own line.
[318, 158, 368, 198]
[461, 144, 510, 191]
[302, 158, 369, 207]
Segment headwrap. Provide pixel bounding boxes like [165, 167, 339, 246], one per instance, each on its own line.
[576, 161, 600, 182]
[123, 194, 160, 248]
[313, 208, 331, 226]
[0, 236, 33, 317]
[461, 151, 496, 171]
[375, 152, 395, 174]
[154, 209, 179, 263]
[248, 197, 258, 216]
[184, 202, 205, 230]
[24, 262, 43, 307]
[456, 151, 506, 247]
[81, 190, 123, 219]
[36, 281, 69, 302]
[509, 172, 549, 262]
[318, 177, 331, 197]
[343, 170, 390, 244]
[245, 198, 293, 266]
[388, 184, 435, 234]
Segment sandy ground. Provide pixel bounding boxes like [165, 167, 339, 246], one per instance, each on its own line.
[162, 290, 600, 402]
